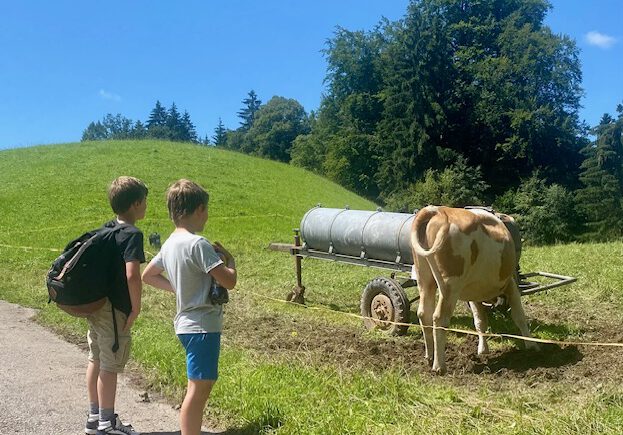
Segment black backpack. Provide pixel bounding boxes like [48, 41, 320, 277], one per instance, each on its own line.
[46, 223, 129, 351]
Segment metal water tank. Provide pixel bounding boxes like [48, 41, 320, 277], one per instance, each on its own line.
[299, 207, 415, 264]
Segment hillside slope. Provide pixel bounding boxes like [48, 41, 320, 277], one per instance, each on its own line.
[2, 141, 623, 433]
[0, 140, 374, 249]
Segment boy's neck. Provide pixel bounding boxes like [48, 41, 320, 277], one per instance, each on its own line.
[174, 226, 194, 234]
[173, 217, 201, 234]
[174, 223, 200, 234]
[116, 213, 136, 226]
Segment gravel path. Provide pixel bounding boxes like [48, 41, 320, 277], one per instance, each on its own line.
[0, 300, 224, 435]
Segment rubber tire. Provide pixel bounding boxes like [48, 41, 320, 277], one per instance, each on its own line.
[360, 277, 410, 336]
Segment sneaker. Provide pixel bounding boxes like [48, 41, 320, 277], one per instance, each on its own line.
[96, 414, 140, 435]
[85, 413, 99, 435]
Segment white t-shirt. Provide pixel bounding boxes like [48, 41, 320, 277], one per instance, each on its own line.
[150, 232, 224, 334]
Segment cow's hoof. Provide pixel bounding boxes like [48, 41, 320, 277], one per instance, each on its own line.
[477, 346, 490, 355]
[432, 364, 447, 375]
[424, 356, 433, 367]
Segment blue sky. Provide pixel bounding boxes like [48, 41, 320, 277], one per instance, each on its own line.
[1, 0, 621, 150]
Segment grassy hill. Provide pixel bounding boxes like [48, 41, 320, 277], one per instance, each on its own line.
[1, 140, 623, 434]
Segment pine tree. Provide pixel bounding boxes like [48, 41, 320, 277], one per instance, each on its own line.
[212, 118, 227, 146]
[237, 90, 262, 131]
[167, 102, 182, 140]
[181, 110, 198, 142]
[82, 121, 109, 141]
[577, 108, 623, 240]
[131, 120, 147, 139]
[146, 100, 167, 128]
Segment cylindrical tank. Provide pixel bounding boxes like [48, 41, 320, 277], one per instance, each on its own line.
[300, 207, 415, 264]
[497, 213, 522, 263]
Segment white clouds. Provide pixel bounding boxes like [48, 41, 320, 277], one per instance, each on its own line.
[98, 89, 121, 102]
[585, 31, 617, 49]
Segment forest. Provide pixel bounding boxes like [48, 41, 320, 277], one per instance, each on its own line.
[82, 0, 623, 244]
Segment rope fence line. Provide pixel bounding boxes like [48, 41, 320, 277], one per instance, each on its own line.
[2, 241, 622, 349]
[0, 213, 294, 236]
[0, 220, 104, 235]
[0, 243, 154, 258]
[239, 287, 623, 349]
[0, 243, 62, 252]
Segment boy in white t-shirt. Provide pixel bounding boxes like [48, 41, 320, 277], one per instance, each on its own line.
[142, 179, 237, 435]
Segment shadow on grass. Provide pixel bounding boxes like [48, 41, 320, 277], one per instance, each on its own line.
[473, 343, 583, 374]
[142, 424, 267, 435]
[450, 311, 581, 340]
[404, 309, 572, 335]
[447, 312, 585, 373]
[143, 404, 286, 435]
[401, 307, 584, 373]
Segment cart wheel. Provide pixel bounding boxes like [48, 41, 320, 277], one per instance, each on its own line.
[360, 277, 410, 336]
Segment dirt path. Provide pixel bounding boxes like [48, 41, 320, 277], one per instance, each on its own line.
[0, 300, 223, 435]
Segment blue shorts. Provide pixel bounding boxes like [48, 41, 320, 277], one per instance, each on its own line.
[177, 333, 221, 381]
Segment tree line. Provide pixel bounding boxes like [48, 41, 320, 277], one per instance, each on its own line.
[218, 1, 622, 244]
[82, 101, 199, 143]
[216, 90, 310, 163]
[82, 0, 623, 244]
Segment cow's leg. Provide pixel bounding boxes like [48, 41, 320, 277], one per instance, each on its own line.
[504, 280, 539, 351]
[469, 301, 489, 355]
[418, 286, 436, 365]
[432, 287, 459, 374]
[416, 260, 436, 365]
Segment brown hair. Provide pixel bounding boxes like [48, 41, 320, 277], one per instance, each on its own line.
[108, 176, 149, 214]
[166, 179, 209, 223]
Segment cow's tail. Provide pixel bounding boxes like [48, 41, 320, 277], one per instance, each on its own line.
[411, 206, 448, 258]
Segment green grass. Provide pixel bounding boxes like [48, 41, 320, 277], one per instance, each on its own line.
[1, 140, 623, 434]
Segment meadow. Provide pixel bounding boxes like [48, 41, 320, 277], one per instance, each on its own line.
[1, 140, 622, 434]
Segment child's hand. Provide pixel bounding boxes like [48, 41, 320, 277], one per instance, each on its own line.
[213, 241, 235, 265]
[213, 241, 231, 258]
[124, 310, 139, 333]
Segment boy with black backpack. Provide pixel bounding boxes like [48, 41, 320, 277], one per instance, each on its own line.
[83, 176, 148, 435]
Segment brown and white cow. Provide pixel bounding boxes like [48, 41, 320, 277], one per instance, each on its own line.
[410, 206, 538, 374]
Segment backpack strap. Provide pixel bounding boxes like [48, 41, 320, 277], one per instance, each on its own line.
[56, 223, 131, 281]
[55, 233, 100, 281]
[104, 222, 131, 354]
[111, 307, 120, 353]
[102, 221, 131, 231]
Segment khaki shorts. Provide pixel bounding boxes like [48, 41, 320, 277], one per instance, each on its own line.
[87, 299, 131, 373]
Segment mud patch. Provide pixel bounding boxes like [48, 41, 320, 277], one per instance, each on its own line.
[224, 294, 623, 389]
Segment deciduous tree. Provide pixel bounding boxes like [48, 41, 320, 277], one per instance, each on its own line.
[244, 96, 310, 162]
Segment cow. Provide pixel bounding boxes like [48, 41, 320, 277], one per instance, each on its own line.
[148, 232, 161, 249]
[410, 206, 538, 374]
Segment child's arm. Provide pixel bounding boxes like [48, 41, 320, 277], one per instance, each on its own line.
[210, 241, 237, 289]
[124, 260, 142, 332]
[142, 261, 175, 293]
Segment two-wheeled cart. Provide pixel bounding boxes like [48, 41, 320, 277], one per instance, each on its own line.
[270, 206, 576, 335]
